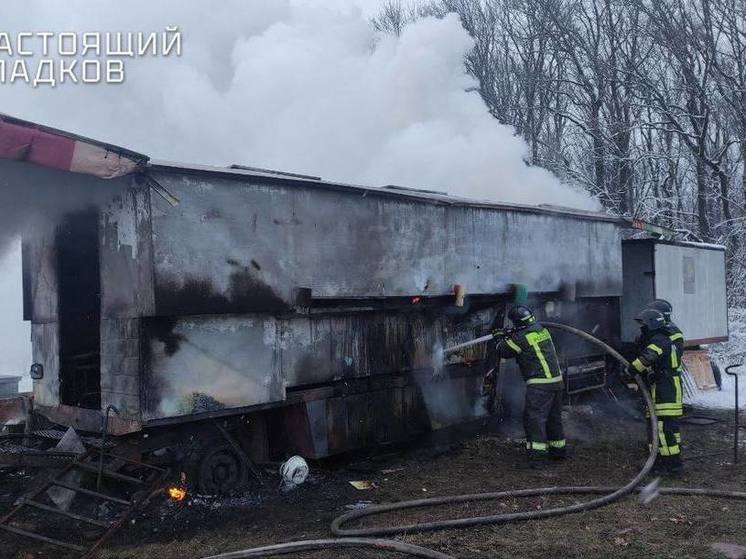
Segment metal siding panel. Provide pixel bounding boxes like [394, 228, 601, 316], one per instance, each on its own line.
[621, 241, 655, 343]
[140, 316, 283, 420]
[326, 397, 348, 453]
[100, 181, 155, 318]
[653, 244, 728, 342]
[100, 318, 141, 421]
[371, 389, 394, 443]
[148, 171, 623, 314]
[280, 310, 493, 388]
[346, 393, 370, 449]
[305, 399, 329, 458]
[26, 227, 58, 325]
[445, 210, 623, 297]
[30, 322, 59, 407]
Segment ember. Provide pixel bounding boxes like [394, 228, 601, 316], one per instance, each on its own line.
[167, 486, 187, 501]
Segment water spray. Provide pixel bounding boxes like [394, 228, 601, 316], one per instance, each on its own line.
[440, 328, 515, 357]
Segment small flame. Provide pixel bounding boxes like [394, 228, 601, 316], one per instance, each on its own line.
[411, 297, 422, 304]
[167, 486, 187, 501]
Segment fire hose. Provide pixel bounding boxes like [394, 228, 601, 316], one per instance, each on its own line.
[330, 322, 746, 538]
[201, 538, 455, 559]
[206, 323, 746, 557]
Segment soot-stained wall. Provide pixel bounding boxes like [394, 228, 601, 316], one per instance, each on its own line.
[129, 167, 623, 422]
[22, 161, 625, 429]
[146, 170, 623, 314]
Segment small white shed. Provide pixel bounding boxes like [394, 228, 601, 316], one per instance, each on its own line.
[621, 239, 728, 346]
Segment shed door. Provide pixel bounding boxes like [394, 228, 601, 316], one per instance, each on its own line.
[56, 209, 101, 410]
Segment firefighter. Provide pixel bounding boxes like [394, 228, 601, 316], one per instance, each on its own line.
[648, 298, 685, 352]
[648, 298, 677, 328]
[496, 305, 565, 467]
[634, 299, 681, 347]
[628, 308, 684, 475]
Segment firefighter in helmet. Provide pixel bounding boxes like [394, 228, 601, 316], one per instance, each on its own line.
[496, 305, 566, 467]
[628, 308, 684, 475]
[648, 298, 685, 399]
[648, 298, 685, 358]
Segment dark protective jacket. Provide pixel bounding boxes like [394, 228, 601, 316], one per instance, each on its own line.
[631, 330, 683, 377]
[630, 329, 684, 417]
[664, 321, 684, 357]
[497, 322, 563, 390]
[636, 322, 684, 353]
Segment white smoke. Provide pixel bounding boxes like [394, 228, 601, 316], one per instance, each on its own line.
[0, 0, 597, 386]
[0, 0, 595, 208]
[0, 242, 29, 388]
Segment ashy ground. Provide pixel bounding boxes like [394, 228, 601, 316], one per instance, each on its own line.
[1, 400, 745, 559]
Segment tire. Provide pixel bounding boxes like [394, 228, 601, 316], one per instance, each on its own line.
[196, 442, 249, 495]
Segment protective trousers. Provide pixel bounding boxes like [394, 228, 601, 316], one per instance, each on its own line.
[651, 373, 683, 467]
[656, 417, 682, 466]
[524, 386, 565, 462]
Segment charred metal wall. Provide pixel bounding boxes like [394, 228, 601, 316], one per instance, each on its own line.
[139, 305, 498, 421]
[145, 170, 622, 314]
[98, 183, 155, 421]
[25, 226, 59, 409]
[4, 160, 130, 419]
[19, 159, 625, 440]
[129, 168, 624, 423]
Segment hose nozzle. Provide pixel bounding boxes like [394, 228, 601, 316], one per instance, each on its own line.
[442, 328, 515, 356]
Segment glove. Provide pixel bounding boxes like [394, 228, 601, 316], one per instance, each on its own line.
[492, 327, 514, 338]
[621, 366, 635, 385]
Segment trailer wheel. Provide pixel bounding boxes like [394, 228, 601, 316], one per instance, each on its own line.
[197, 442, 249, 494]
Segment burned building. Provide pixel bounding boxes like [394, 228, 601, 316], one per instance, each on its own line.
[0, 115, 728, 486]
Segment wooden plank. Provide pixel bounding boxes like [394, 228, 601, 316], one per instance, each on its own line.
[683, 350, 718, 391]
[73, 462, 146, 484]
[0, 524, 85, 552]
[51, 481, 131, 506]
[24, 500, 112, 528]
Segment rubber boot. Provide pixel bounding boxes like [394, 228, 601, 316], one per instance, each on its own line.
[528, 450, 547, 469]
[665, 456, 685, 477]
[548, 447, 567, 461]
[649, 456, 667, 475]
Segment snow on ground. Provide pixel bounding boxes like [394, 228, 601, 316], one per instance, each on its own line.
[688, 307, 746, 410]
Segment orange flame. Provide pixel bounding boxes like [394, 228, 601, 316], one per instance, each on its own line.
[167, 486, 187, 501]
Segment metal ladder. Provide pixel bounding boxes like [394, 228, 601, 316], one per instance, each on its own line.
[0, 449, 169, 558]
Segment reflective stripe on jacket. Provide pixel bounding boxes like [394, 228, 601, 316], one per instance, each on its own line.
[497, 322, 563, 387]
[630, 329, 684, 417]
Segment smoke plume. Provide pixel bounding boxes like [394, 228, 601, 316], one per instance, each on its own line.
[0, 0, 597, 384]
[0, 0, 596, 207]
